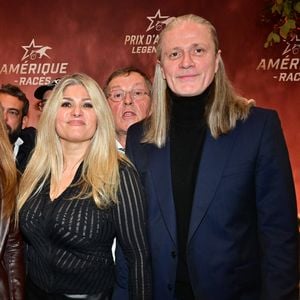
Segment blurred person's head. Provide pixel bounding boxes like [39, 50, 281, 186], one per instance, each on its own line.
[0, 84, 29, 144]
[34, 78, 61, 112]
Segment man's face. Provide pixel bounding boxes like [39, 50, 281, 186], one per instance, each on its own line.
[0, 93, 25, 143]
[107, 72, 151, 138]
[160, 21, 221, 97]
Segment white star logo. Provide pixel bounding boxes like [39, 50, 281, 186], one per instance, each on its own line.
[146, 9, 170, 32]
[21, 38, 52, 61]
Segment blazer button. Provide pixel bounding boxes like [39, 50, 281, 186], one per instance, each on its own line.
[168, 284, 173, 291]
[171, 251, 176, 258]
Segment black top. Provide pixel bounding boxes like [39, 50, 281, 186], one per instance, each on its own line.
[169, 87, 210, 299]
[16, 126, 36, 173]
[19, 162, 151, 299]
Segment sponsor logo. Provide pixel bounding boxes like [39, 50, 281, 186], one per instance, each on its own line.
[124, 9, 172, 54]
[146, 9, 170, 32]
[0, 38, 70, 86]
[256, 34, 300, 82]
[257, 1, 299, 82]
[21, 39, 52, 61]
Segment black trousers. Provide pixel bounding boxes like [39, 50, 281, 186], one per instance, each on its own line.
[25, 277, 112, 300]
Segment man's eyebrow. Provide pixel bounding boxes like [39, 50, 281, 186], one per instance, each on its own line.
[109, 83, 146, 89]
[7, 108, 20, 112]
[108, 85, 122, 90]
[167, 46, 181, 51]
[132, 82, 147, 87]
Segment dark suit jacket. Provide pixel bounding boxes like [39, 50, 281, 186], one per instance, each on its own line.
[16, 127, 36, 173]
[114, 107, 299, 300]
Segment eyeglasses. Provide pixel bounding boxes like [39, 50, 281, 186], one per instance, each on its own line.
[108, 89, 149, 102]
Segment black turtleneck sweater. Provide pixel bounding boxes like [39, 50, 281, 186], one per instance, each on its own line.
[169, 87, 210, 299]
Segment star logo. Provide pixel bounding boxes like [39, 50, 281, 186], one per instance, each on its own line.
[146, 9, 170, 32]
[282, 35, 300, 57]
[21, 39, 52, 61]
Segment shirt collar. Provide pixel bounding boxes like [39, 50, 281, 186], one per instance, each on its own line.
[13, 137, 24, 159]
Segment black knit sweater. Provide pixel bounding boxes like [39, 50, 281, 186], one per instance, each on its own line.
[169, 87, 210, 299]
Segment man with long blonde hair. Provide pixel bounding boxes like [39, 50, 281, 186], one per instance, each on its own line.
[114, 14, 298, 300]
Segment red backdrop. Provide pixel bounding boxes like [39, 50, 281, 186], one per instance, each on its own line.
[1, 0, 299, 212]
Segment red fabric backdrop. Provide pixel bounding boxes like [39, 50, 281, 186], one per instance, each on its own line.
[0, 0, 299, 212]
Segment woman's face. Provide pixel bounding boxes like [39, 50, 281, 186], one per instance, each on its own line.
[55, 84, 97, 146]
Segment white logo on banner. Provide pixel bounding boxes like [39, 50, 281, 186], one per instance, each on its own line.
[256, 35, 300, 82]
[0, 38, 70, 86]
[146, 9, 170, 32]
[21, 39, 52, 61]
[124, 9, 172, 54]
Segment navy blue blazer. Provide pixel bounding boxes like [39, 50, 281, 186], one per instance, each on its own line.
[113, 107, 299, 300]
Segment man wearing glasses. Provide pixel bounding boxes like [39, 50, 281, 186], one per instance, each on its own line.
[104, 67, 152, 152]
[103, 67, 152, 267]
[0, 84, 36, 173]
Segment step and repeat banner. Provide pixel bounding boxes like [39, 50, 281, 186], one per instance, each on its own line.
[0, 0, 299, 210]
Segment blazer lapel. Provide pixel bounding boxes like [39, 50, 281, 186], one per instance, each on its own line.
[149, 142, 177, 245]
[188, 130, 238, 243]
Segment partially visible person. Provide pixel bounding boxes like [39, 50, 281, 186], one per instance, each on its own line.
[104, 67, 152, 263]
[104, 67, 152, 151]
[17, 73, 151, 300]
[114, 14, 299, 299]
[34, 78, 61, 112]
[0, 84, 36, 173]
[0, 107, 25, 299]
